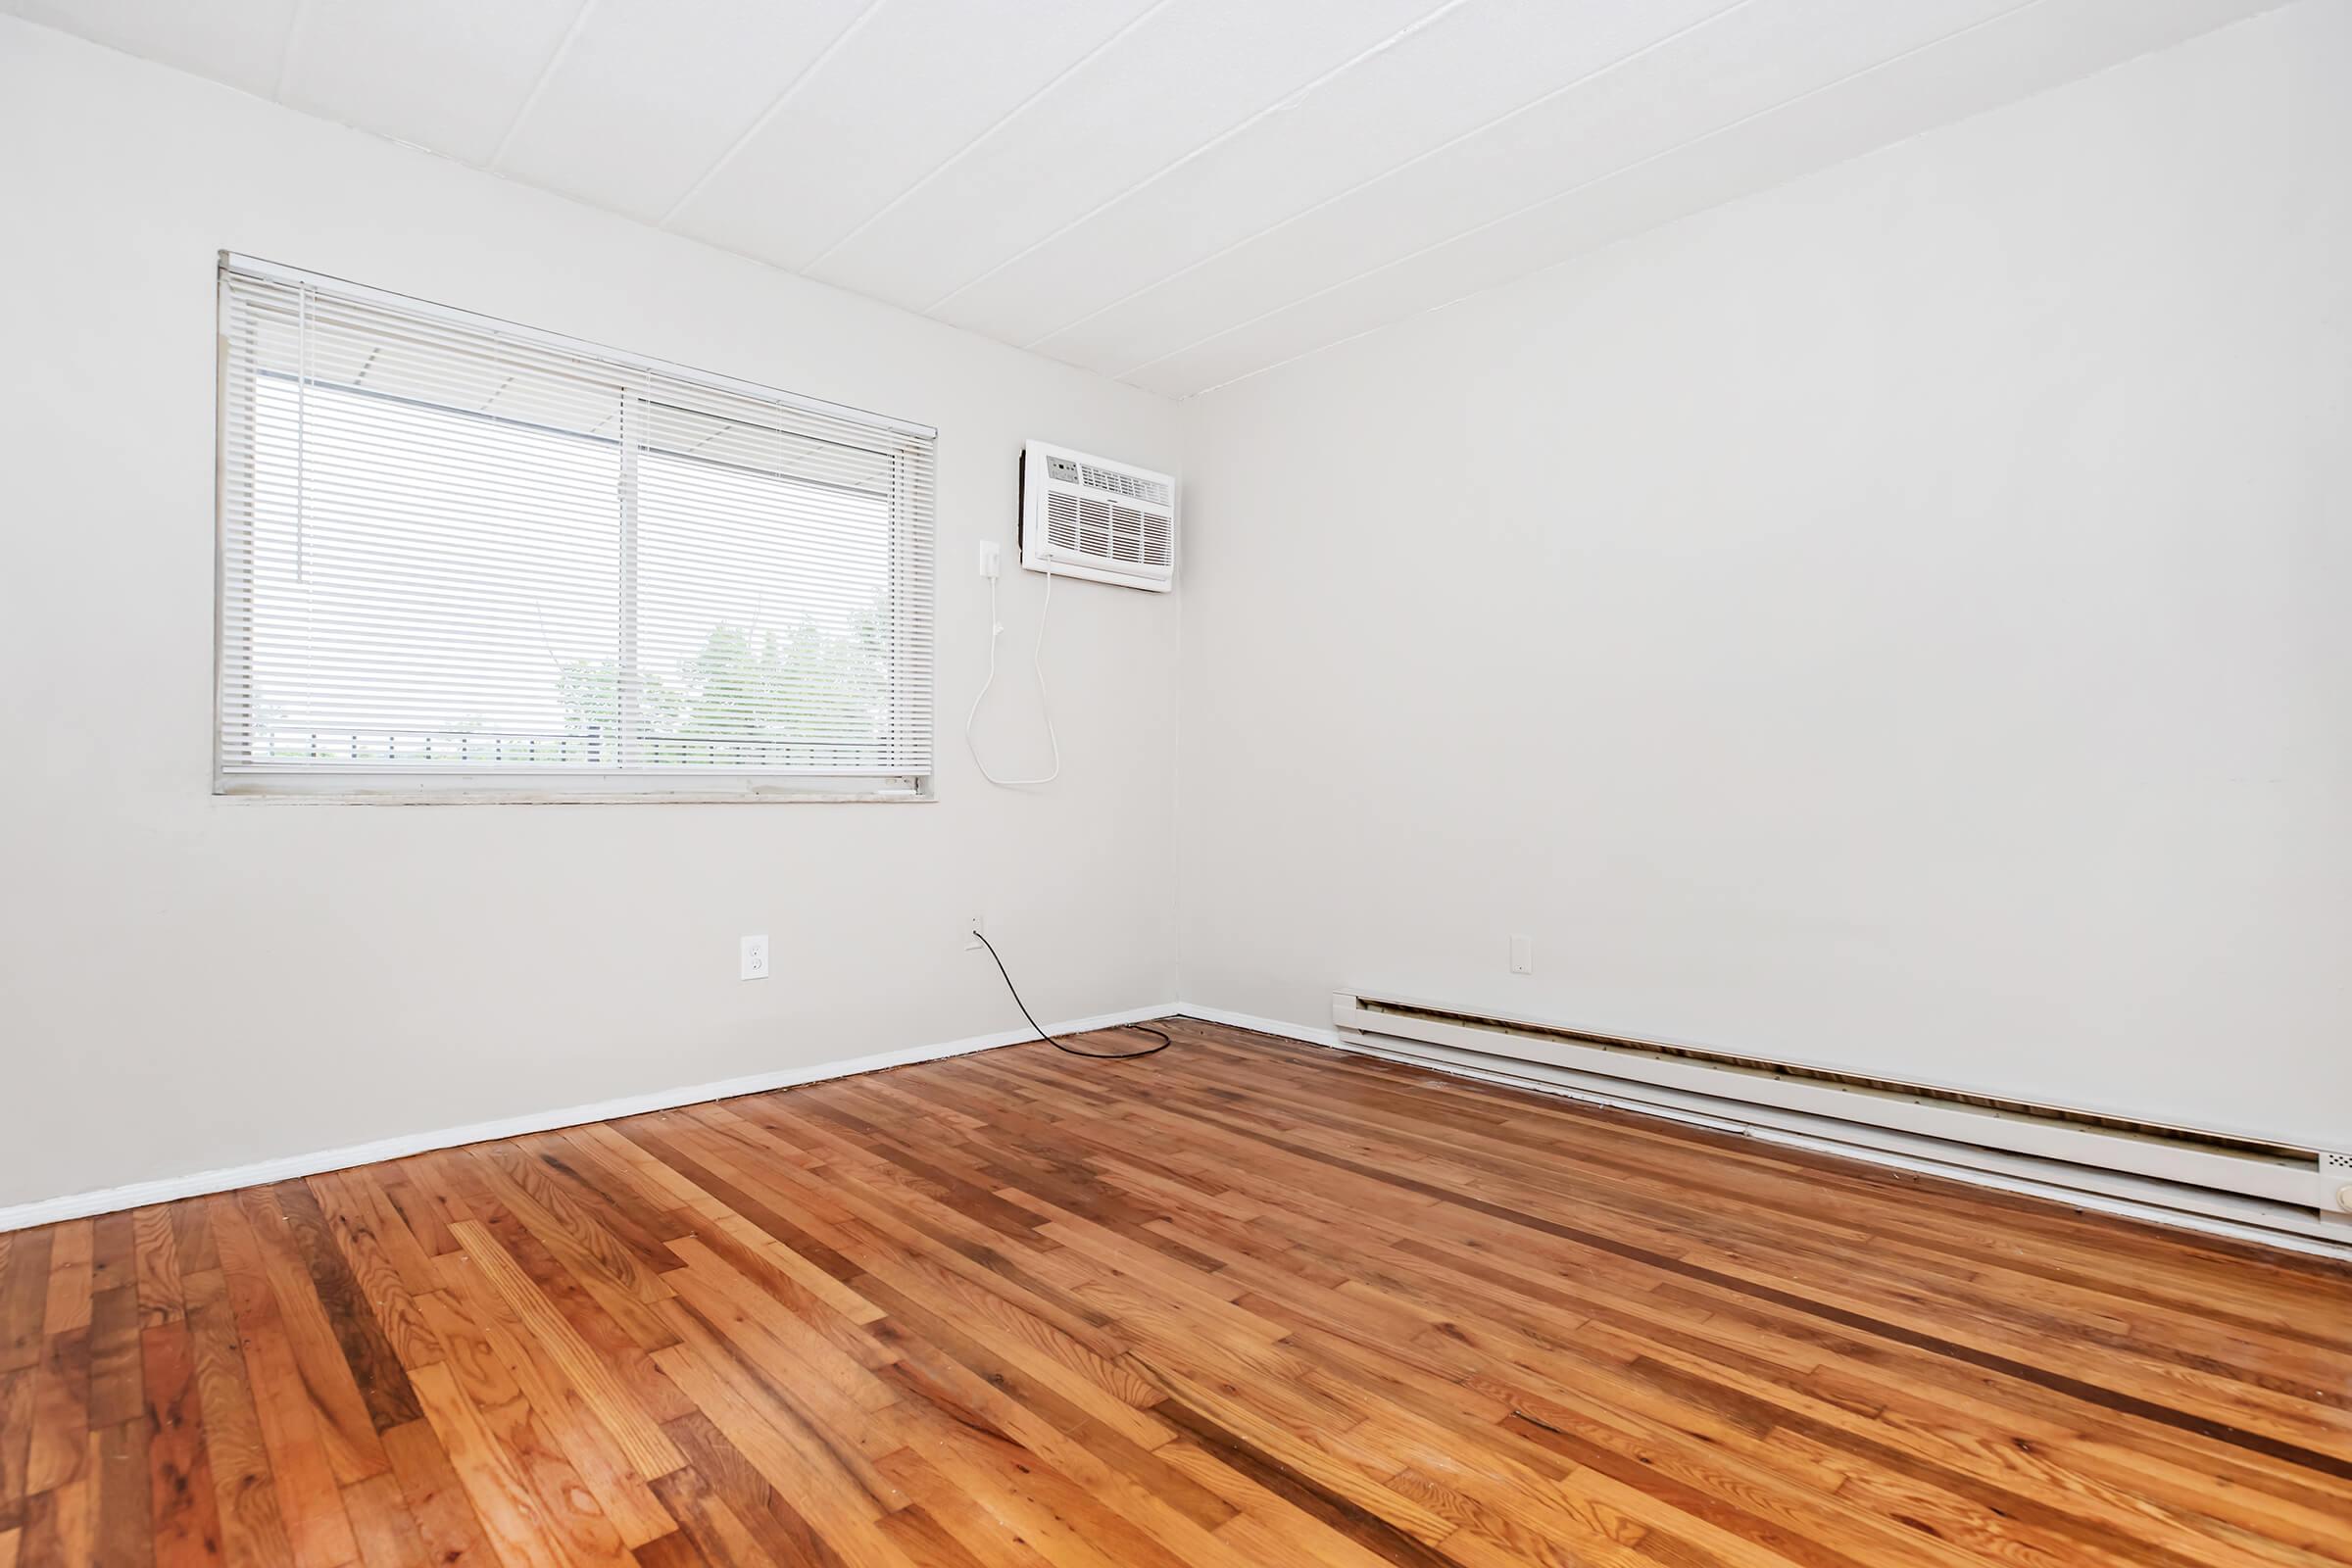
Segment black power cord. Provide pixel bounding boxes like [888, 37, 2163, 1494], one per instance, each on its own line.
[972, 928, 1173, 1059]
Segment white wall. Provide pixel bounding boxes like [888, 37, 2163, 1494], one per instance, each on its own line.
[1178, 1, 2352, 1148]
[7, 1, 2347, 1214]
[0, 19, 1183, 1209]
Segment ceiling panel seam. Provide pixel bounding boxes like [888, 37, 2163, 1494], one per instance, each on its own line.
[490, 0, 599, 170]
[918, 0, 1475, 318]
[272, 0, 308, 98]
[796, 0, 1188, 274]
[1171, 318, 1401, 400]
[1026, 0, 1757, 355]
[1115, 0, 2053, 385]
[656, 0, 893, 232]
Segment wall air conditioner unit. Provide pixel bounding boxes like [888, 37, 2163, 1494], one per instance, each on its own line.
[1019, 441, 1175, 592]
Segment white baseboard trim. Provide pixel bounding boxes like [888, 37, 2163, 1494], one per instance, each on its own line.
[1320, 1034, 2352, 1265]
[1173, 1004, 1342, 1050]
[0, 1002, 1178, 1233]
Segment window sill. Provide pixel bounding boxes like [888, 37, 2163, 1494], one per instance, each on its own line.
[212, 785, 936, 806]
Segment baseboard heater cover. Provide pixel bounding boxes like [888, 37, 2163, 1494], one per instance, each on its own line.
[1331, 992, 2352, 1249]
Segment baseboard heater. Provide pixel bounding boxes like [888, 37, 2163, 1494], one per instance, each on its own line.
[1331, 991, 2352, 1251]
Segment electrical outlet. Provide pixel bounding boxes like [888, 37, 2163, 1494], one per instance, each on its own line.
[740, 934, 769, 981]
[1509, 934, 1533, 975]
[977, 541, 1001, 579]
[965, 913, 988, 952]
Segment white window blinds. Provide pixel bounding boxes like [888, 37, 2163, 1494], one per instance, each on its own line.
[216, 256, 936, 797]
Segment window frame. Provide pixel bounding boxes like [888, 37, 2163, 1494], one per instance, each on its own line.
[213, 254, 938, 804]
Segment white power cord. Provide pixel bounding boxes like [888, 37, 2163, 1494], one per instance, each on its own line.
[964, 562, 1060, 786]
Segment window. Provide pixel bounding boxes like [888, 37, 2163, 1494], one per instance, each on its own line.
[216, 256, 936, 799]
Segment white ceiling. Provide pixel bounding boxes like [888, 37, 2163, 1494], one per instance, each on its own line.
[10, 0, 2281, 397]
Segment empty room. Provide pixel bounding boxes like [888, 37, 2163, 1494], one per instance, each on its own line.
[3, 1, 2348, 1564]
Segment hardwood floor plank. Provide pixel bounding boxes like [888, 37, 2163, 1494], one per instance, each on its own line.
[1131, 1355, 1454, 1555]
[168, 1213, 219, 1289]
[456, 1184, 673, 1361]
[639, 1468, 788, 1568]
[402, 1364, 568, 1568]
[219, 1191, 386, 1492]
[659, 1246, 894, 1427]
[336, 1473, 426, 1568]
[41, 1228, 94, 1343]
[264, 1186, 418, 1437]
[0, 1374, 27, 1538]
[1, 1235, 56, 1377]
[656, 1411, 854, 1568]
[406, 1293, 633, 1568]
[860, 1413, 1159, 1568]
[90, 1417, 154, 1568]
[461, 1154, 670, 1318]
[445, 1226, 680, 1485]
[17, 1478, 89, 1568]
[203, 1198, 361, 1568]
[860, 1321, 1247, 1568]
[609, 1128, 861, 1301]
[625, 1532, 709, 1568]
[23, 1330, 88, 1501]
[299, 1178, 438, 1377]
[371, 1175, 460, 1264]
[505, 1142, 685, 1262]
[88, 1221, 136, 1307]
[84, 1290, 143, 1445]
[530, 1139, 692, 1250]
[375, 1423, 495, 1568]
[130, 1214, 184, 1330]
[647, 1326, 908, 1568]
[432, 1254, 673, 1549]
[142, 1320, 224, 1568]
[453, 1219, 687, 1434]
[181, 1267, 297, 1568]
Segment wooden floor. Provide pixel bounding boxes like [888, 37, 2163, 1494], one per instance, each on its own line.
[3, 1022, 2350, 1568]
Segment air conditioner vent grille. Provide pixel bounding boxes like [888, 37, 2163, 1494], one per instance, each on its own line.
[1042, 493, 1166, 565]
[1080, 464, 1172, 507]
